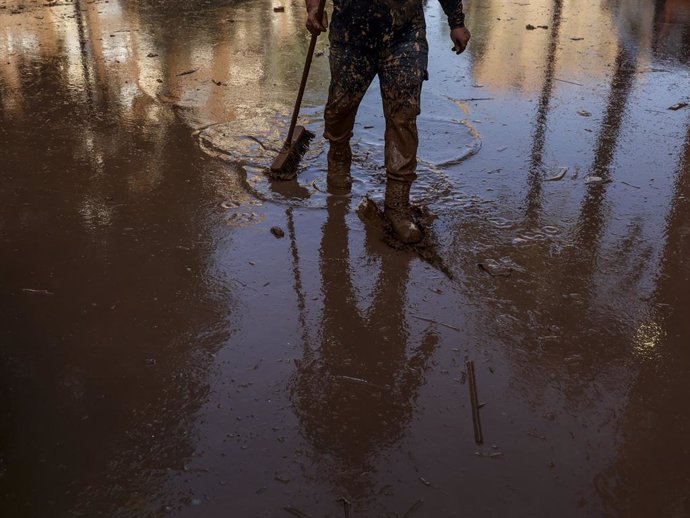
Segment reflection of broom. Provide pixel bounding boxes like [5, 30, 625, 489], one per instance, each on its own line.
[269, 0, 327, 180]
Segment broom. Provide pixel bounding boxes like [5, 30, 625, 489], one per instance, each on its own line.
[269, 0, 327, 180]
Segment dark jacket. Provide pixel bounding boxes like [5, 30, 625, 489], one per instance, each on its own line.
[330, 0, 465, 45]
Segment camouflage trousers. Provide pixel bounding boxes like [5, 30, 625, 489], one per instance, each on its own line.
[324, 25, 429, 184]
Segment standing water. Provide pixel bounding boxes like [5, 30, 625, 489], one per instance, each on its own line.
[1, 0, 689, 516]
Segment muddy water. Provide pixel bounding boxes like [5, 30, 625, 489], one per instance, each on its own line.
[1, 0, 689, 516]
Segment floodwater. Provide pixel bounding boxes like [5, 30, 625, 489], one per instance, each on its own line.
[1, 0, 689, 516]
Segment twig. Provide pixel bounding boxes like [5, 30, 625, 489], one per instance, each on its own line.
[544, 167, 568, 181]
[283, 507, 310, 518]
[410, 314, 461, 332]
[621, 181, 641, 189]
[466, 360, 484, 444]
[456, 97, 495, 102]
[22, 288, 54, 296]
[403, 499, 424, 518]
[554, 77, 583, 86]
[337, 497, 352, 518]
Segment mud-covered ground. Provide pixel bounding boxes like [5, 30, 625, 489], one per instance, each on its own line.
[1, 0, 689, 516]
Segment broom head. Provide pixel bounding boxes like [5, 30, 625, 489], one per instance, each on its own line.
[269, 126, 315, 180]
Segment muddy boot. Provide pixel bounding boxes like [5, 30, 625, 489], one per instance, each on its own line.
[384, 180, 422, 244]
[327, 141, 352, 191]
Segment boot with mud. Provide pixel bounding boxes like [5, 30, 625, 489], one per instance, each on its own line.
[327, 141, 353, 191]
[384, 180, 422, 244]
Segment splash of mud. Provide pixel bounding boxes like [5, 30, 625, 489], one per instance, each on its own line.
[195, 93, 481, 210]
[357, 196, 455, 280]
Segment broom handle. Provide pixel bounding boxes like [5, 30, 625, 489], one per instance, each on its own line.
[286, 0, 327, 144]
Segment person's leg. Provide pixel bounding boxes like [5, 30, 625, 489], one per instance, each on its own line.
[379, 25, 428, 243]
[324, 43, 377, 190]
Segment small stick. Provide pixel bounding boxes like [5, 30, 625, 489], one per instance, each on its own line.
[466, 360, 484, 444]
[554, 77, 583, 86]
[337, 497, 352, 518]
[621, 181, 641, 189]
[410, 314, 461, 332]
[22, 288, 54, 295]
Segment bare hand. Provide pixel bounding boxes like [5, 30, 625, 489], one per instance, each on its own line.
[450, 26, 471, 54]
[306, 7, 328, 35]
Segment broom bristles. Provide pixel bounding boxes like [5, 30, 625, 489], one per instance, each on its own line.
[268, 127, 315, 180]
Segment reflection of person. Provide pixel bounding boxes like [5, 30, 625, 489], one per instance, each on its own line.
[305, 0, 471, 243]
[291, 196, 437, 486]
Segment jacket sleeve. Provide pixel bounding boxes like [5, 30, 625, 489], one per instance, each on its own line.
[439, 0, 465, 28]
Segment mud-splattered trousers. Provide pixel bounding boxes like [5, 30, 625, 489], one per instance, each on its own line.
[324, 0, 465, 184]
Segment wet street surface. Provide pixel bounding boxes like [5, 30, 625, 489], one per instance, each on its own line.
[1, 0, 690, 516]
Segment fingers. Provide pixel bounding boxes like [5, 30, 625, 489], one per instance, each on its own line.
[451, 42, 466, 54]
[450, 27, 471, 54]
[306, 11, 327, 35]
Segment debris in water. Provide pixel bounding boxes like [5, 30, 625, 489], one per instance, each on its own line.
[270, 226, 285, 238]
[273, 5, 285, 12]
[410, 314, 461, 332]
[283, 506, 310, 518]
[418, 476, 431, 487]
[577, 110, 592, 117]
[478, 263, 512, 278]
[466, 360, 484, 444]
[668, 102, 688, 111]
[526, 24, 536, 30]
[403, 499, 424, 518]
[554, 78, 583, 86]
[621, 181, 641, 189]
[528, 431, 547, 440]
[337, 496, 352, 518]
[146, 52, 158, 58]
[544, 167, 568, 181]
[176, 68, 199, 77]
[474, 450, 504, 458]
[570, 37, 584, 41]
[22, 288, 54, 296]
[274, 472, 290, 484]
[585, 176, 606, 184]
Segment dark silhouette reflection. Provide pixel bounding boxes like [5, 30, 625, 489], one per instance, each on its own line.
[290, 197, 437, 495]
[525, 0, 564, 226]
[596, 122, 690, 518]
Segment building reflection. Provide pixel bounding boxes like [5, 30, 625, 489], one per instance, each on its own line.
[524, 0, 564, 226]
[0, 2, 240, 516]
[596, 121, 690, 517]
[290, 197, 436, 496]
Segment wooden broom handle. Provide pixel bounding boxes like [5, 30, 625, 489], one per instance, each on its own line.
[286, 0, 328, 144]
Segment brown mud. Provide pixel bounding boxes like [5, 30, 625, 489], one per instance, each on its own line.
[1, 0, 690, 517]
